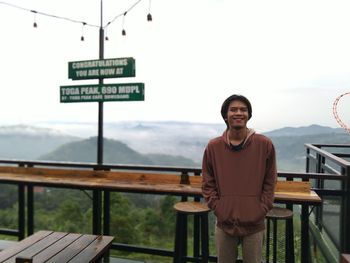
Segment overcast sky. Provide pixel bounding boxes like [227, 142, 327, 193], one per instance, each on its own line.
[0, 0, 349, 132]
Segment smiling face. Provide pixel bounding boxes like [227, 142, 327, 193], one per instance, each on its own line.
[226, 100, 249, 130]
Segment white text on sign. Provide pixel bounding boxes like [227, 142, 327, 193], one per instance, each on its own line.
[60, 83, 144, 103]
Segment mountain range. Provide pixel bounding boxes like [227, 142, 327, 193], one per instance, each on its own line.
[0, 122, 348, 171]
[39, 137, 198, 167]
[0, 124, 79, 160]
[263, 124, 345, 137]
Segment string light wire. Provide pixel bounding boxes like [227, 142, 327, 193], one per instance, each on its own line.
[0, 1, 97, 28]
[0, 0, 147, 31]
[104, 0, 142, 29]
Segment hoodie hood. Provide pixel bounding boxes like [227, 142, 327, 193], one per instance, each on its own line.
[222, 128, 256, 149]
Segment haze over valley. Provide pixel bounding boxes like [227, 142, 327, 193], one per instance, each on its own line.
[0, 121, 348, 172]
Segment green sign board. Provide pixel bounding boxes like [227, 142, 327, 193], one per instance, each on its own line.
[68, 57, 135, 80]
[60, 83, 144, 103]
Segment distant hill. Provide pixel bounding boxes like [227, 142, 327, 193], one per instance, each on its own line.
[39, 137, 198, 167]
[269, 131, 350, 172]
[0, 122, 348, 172]
[264, 124, 345, 137]
[40, 121, 225, 162]
[103, 121, 224, 163]
[0, 124, 80, 159]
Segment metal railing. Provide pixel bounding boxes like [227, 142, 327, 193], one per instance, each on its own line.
[0, 160, 202, 261]
[305, 143, 350, 262]
[0, 143, 348, 262]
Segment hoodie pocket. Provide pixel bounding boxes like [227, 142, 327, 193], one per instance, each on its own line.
[215, 195, 266, 225]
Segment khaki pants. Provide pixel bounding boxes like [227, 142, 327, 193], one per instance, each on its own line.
[215, 226, 264, 263]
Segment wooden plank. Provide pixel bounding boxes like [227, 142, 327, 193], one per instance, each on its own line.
[0, 231, 52, 262]
[9, 232, 67, 262]
[189, 175, 202, 185]
[0, 232, 113, 263]
[274, 191, 322, 204]
[0, 166, 203, 186]
[342, 254, 350, 263]
[45, 235, 96, 263]
[68, 235, 114, 263]
[32, 233, 81, 262]
[276, 181, 311, 193]
[0, 241, 17, 252]
[0, 166, 202, 195]
[0, 166, 183, 184]
[0, 166, 201, 184]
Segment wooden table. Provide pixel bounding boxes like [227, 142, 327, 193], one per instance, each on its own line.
[0, 230, 114, 263]
[274, 180, 321, 204]
[275, 181, 322, 263]
[0, 167, 322, 200]
[0, 167, 202, 195]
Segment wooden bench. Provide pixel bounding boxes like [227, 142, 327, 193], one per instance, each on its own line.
[341, 254, 350, 263]
[0, 240, 17, 252]
[0, 230, 114, 263]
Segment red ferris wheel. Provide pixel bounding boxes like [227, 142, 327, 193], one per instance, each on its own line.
[333, 92, 350, 133]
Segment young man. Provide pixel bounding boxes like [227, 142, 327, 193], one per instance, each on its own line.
[202, 94, 277, 263]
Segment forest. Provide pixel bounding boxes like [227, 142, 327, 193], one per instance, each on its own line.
[0, 182, 312, 262]
[0, 184, 218, 262]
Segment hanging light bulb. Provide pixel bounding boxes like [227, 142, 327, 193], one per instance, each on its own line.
[147, 0, 152, 21]
[122, 12, 127, 36]
[31, 10, 38, 28]
[105, 23, 110, 41]
[81, 22, 86, 41]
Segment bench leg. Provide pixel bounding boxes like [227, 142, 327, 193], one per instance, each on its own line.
[174, 213, 186, 263]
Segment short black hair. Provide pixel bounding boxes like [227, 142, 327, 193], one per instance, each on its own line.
[221, 94, 252, 127]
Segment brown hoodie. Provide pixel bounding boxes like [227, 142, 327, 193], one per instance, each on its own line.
[202, 129, 277, 236]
